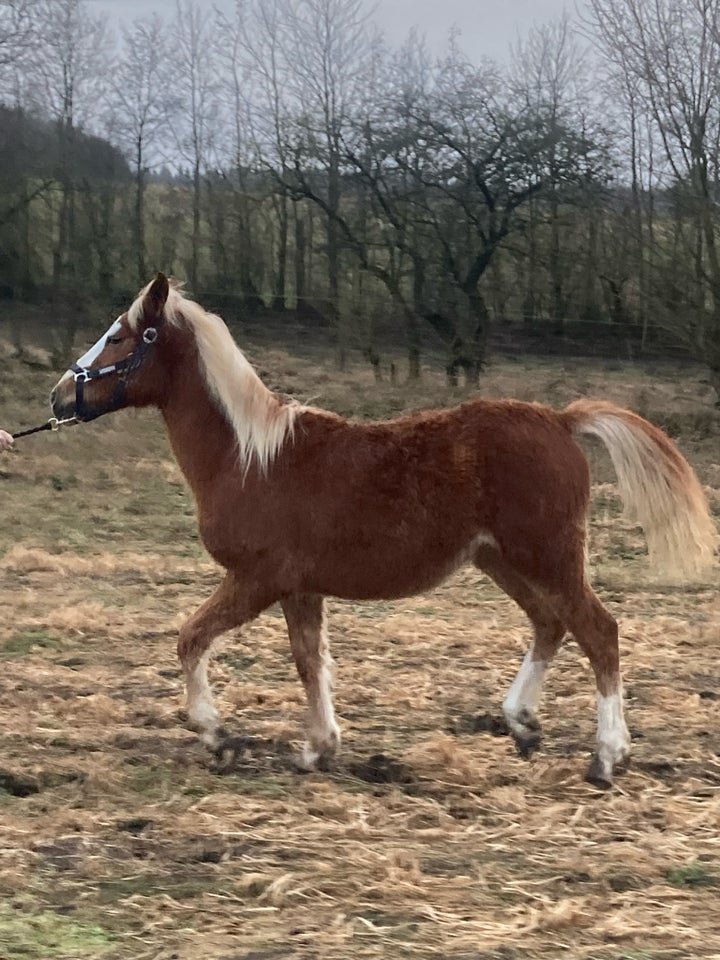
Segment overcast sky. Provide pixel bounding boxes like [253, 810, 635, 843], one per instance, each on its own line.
[90, 0, 581, 62]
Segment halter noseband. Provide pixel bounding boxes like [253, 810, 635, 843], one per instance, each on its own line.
[70, 324, 160, 422]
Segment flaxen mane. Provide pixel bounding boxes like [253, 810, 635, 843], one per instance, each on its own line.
[128, 280, 297, 471]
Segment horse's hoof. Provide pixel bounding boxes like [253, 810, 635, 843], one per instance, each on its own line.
[471, 713, 510, 736]
[513, 730, 542, 760]
[293, 740, 338, 773]
[506, 709, 542, 759]
[516, 708, 541, 732]
[294, 745, 322, 773]
[293, 754, 316, 773]
[197, 725, 227, 751]
[585, 755, 613, 790]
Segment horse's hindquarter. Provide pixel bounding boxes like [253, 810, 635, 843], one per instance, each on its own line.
[200, 401, 590, 600]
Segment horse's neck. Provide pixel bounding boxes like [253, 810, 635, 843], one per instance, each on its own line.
[160, 357, 239, 488]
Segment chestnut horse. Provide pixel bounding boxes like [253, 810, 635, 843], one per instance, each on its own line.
[50, 274, 717, 787]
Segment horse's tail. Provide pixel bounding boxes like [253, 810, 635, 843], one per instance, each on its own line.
[563, 398, 717, 579]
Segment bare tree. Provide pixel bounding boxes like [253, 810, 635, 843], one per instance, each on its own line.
[586, 0, 720, 399]
[216, 0, 290, 306]
[29, 0, 110, 289]
[279, 0, 372, 353]
[511, 15, 591, 331]
[110, 13, 173, 285]
[282, 29, 430, 376]
[0, 0, 36, 70]
[380, 41, 559, 380]
[171, 0, 221, 292]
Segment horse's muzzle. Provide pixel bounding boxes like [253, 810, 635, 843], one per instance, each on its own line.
[49, 375, 77, 422]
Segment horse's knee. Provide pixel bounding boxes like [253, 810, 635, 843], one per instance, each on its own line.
[177, 623, 202, 668]
[533, 617, 566, 659]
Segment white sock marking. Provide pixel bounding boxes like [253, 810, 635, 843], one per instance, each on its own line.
[186, 653, 218, 737]
[596, 690, 630, 770]
[503, 646, 547, 732]
[308, 655, 339, 745]
[300, 641, 340, 769]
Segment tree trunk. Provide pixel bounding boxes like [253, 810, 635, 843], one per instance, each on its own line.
[294, 208, 306, 304]
[191, 158, 201, 292]
[97, 188, 113, 298]
[582, 204, 599, 321]
[235, 186, 251, 296]
[210, 188, 228, 288]
[641, 172, 656, 352]
[467, 289, 490, 382]
[406, 256, 425, 381]
[629, 105, 646, 337]
[53, 119, 73, 291]
[708, 341, 720, 405]
[549, 195, 563, 335]
[273, 192, 288, 310]
[524, 191, 538, 326]
[135, 139, 147, 285]
[405, 310, 421, 381]
[20, 177, 31, 296]
[327, 148, 344, 366]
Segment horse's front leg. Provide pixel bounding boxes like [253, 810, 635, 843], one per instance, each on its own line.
[281, 593, 340, 770]
[177, 573, 269, 748]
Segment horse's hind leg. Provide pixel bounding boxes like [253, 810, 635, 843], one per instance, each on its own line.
[475, 546, 565, 756]
[177, 573, 270, 748]
[281, 593, 340, 771]
[556, 583, 630, 788]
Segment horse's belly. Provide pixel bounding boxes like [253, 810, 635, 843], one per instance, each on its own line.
[308, 533, 487, 601]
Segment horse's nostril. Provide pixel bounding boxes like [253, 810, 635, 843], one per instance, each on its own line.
[50, 389, 57, 406]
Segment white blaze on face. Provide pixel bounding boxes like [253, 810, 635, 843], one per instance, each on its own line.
[57, 318, 123, 386]
[76, 317, 123, 368]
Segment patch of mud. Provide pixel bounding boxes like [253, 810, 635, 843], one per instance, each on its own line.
[447, 712, 510, 737]
[0, 768, 84, 797]
[348, 752, 418, 785]
[211, 735, 292, 775]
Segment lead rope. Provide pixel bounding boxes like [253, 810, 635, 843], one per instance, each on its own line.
[11, 417, 78, 440]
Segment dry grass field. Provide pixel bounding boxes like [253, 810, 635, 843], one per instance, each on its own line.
[0, 327, 718, 960]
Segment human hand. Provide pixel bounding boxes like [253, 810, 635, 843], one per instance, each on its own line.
[0, 430, 14, 451]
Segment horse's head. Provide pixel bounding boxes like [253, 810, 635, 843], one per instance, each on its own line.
[51, 274, 172, 422]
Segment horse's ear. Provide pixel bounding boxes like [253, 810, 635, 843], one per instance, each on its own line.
[142, 273, 169, 321]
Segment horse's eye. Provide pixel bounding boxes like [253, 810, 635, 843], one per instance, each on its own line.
[106, 336, 123, 345]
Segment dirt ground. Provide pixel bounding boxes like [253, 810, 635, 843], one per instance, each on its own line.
[0, 333, 718, 960]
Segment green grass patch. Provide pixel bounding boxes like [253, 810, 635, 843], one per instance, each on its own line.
[605, 545, 649, 565]
[1, 629, 61, 657]
[50, 473, 77, 491]
[217, 652, 258, 672]
[0, 902, 115, 958]
[126, 764, 178, 798]
[221, 773, 291, 799]
[340, 600, 396, 620]
[208, 770, 296, 800]
[666, 861, 717, 888]
[96, 874, 214, 904]
[181, 784, 210, 798]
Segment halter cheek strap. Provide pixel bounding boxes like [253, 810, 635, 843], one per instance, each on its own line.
[71, 325, 160, 422]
